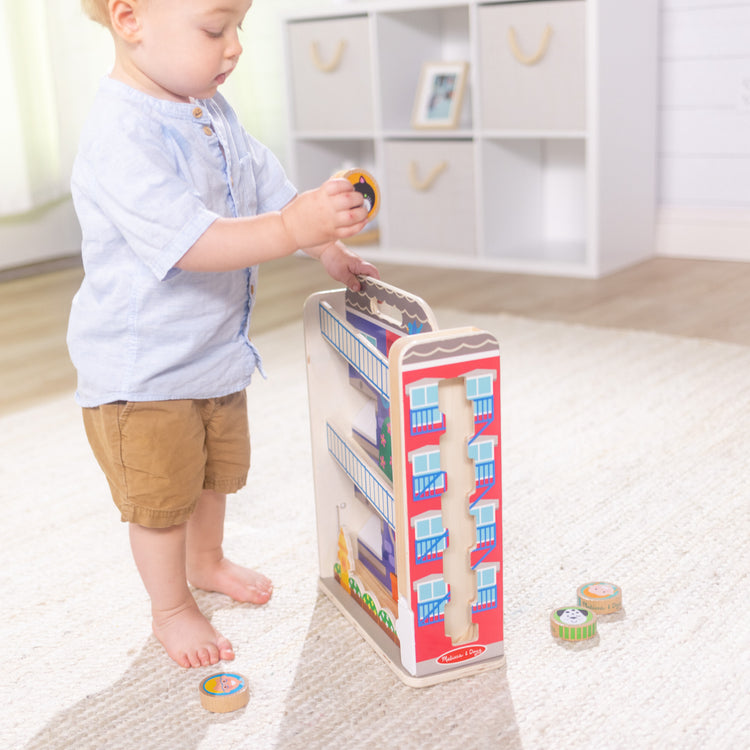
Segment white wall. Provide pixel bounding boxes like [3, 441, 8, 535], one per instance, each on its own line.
[656, 0, 750, 260]
[2, 0, 748, 271]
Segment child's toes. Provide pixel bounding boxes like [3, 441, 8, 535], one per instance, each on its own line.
[197, 647, 213, 667]
[218, 637, 235, 662]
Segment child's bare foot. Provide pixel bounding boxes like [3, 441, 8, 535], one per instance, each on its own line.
[152, 596, 235, 669]
[187, 557, 273, 605]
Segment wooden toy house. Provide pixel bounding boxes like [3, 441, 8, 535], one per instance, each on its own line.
[303, 278, 503, 686]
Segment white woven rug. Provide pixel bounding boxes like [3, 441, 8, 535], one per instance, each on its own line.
[2, 310, 748, 749]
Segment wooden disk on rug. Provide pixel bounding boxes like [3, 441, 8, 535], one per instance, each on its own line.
[550, 606, 597, 641]
[199, 672, 249, 713]
[577, 581, 622, 614]
[333, 168, 380, 221]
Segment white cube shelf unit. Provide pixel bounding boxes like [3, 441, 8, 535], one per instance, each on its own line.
[282, 0, 658, 277]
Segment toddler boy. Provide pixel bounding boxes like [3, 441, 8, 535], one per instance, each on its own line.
[69, 0, 378, 668]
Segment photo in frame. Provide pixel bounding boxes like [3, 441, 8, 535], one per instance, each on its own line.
[411, 61, 469, 129]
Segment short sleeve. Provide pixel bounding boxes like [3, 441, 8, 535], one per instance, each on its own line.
[74, 117, 219, 281]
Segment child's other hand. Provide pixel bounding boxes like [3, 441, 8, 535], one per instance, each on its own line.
[281, 179, 369, 250]
[311, 241, 380, 291]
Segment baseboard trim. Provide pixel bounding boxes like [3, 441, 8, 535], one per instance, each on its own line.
[656, 206, 750, 262]
[0, 254, 82, 283]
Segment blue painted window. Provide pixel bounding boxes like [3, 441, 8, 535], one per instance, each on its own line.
[418, 578, 447, 601]
[468, 440, 494, 464]
[473, 566, 498, 611]
[416, 578, 449, 624]
[477, 566, 496, 588]
[415, 516, 446, 541]
[409, 383, 444, 433]
[466, 374, 493, 399]
[414, 449, 441, 476]
[414, 515, 448, 562]
[412, 450, 446, 498]
[412, 382, 438, 408]
[471, 504, 495, 526]
[471, 504, 496, 547]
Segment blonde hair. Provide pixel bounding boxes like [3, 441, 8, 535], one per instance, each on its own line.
[81, 0, 112, 27]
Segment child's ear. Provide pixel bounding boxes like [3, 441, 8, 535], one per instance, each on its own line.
[109, 0, 143, 42]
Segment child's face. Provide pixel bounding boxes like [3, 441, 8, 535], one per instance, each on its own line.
[129, 0, 253, 101]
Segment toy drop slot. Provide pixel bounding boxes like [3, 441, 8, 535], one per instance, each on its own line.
[438, 377, 479, 646]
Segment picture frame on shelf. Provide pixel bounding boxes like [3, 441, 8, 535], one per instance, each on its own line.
[411, 61, 468, 129]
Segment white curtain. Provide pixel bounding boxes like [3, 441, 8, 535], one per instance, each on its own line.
[0, 0, 311, 219]
[0, 0, 111, 217]
[0, 0, 64, 215]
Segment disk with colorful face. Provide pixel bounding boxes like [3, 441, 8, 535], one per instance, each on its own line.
[199, 672, 249, 713]
[334, 168, 380, 221]
[577, 581, 622, 614]
[550, 606, 597, 641]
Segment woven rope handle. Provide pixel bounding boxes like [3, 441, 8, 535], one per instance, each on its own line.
[508, 25, 553, 66]
[408, 161, 448, 192]
[310, 40, 346, 73]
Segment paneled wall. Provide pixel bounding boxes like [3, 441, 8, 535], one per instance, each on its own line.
[657, 0, 750, 260]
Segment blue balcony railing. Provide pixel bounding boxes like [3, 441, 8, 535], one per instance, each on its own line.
[410, 406, 446, 435]
[413, 470, 447, 501]
[472, 585, 498, 612]
[415, 530, 449, 564]
[326, 422, 395, 530]
[319, 302, 389, 401]
[417, 592, 450, 626]
[473, 395, 494, 424]
[476, 522, 495, 548]
[475, 460, 494, 487]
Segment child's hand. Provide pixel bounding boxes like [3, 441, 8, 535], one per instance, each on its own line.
[308, 241, 380, 291]
[281, 179, 369, 250]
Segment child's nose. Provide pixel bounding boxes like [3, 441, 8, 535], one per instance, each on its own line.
[227, 31, 243, 59]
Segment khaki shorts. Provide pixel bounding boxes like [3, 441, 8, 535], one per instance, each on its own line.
[82, 391, 250, 528]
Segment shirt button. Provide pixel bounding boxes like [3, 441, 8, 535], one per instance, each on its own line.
[203, 125, 213, 136]
[192, 106, 203, 118]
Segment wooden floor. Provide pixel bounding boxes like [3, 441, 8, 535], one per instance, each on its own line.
[1, 254, 748, 416]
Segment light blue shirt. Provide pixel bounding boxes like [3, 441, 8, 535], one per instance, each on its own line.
[67, 78, 297, 406]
